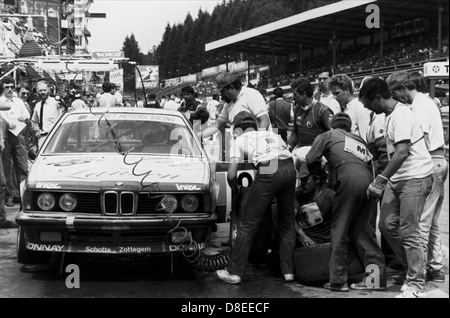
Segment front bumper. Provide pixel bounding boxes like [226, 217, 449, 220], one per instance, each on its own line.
[16, 211, 217, 254]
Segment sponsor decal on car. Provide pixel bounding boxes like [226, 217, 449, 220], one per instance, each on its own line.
[36, 182, 61, 189]
[27, 243, 64, 252]
[176, 184, 201, 191]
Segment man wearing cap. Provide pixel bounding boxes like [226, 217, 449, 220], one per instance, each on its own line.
[306, 112, 386, 292]
[215, 111, 296, 284]
[359, 77, 433, 298]
[201, 72, 270, 139]
[387, 70, 447, 285]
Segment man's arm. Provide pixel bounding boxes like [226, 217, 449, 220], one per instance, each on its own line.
[0, 100, 11, 111]
[379, 141, 410, 180]
[257, 114, 270, 130]
[201, 117, 227, 138]
[227, 162, 239, 193]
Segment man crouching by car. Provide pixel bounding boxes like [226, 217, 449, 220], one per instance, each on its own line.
[215, 111, 297, 284]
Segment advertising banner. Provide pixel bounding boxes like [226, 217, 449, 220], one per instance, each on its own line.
[110, 69, 123, 86]
[136, 65, 159, 89]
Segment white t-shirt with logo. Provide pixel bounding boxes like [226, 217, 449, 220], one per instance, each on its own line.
[410, 93, 445, 152]
[229, 130, 292, 166]
[385, 103, 433, 182]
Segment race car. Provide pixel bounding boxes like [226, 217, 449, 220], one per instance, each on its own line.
[16, 107, 218, 264]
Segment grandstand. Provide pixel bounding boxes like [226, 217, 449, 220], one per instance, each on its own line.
[153, 0, 448, 100]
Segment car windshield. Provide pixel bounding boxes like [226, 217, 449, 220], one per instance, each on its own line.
[42, 112, 203, 157]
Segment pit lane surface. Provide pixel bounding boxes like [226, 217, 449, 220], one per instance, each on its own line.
[0, 175, 448, 299]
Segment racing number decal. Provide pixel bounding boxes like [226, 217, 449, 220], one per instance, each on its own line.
[238, 172, 253, 187]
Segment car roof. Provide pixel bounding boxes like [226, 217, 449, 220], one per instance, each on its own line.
[68, 107, 182, 116]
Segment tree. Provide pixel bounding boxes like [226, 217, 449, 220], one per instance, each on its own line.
[122, 34, 143, 93]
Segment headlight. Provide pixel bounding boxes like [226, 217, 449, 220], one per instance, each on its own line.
[181, 194, 199, 212]
[37, 193, 56, 211]
[59, 193, 78, 212]
[159, 195, 178, 213]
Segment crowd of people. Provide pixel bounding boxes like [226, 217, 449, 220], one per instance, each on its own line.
[202, 69, 447, 299]
[0, 61, 448, 298]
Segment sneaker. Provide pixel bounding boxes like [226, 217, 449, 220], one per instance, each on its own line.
[350, 281, 386, 291]
[283, 274, 295, 282]
[0, 220, 18, 229]
[215, 269, 241, 284]
[5, 198, 14, 207]
[323, 282, 349, 292]
[392, 273, 406, 285]
[395, 286, 427, 298]
[426, 270, 445, 283]
[401, 282, 408, 292]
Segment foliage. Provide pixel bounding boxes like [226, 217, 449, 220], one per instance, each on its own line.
[122, 0, 339, 81]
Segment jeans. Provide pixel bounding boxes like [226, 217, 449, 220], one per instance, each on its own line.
[2, 130, 28, 201]
[379, 176, 433, 291]
[227, 159, 296, 277]
[418, 156, 448, 273]
[0, 149, 7, 223]
[329, 169, 386, 287]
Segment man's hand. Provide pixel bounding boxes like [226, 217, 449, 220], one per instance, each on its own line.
[8, 121, 16, 130]
[367, 174, 389, 201]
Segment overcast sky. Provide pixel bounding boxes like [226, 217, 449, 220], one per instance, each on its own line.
[87, 0, 224, 53]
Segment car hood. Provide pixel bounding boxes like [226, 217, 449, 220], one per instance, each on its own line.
[28, 154, 210, 189]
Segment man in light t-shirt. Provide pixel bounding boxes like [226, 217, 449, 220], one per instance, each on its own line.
[329, 74, 370, 142]
[201, 72, 270, 139]
[214, 111, 296, 285]
[387, 70, 447, 285]
[360, 77, 433, 299]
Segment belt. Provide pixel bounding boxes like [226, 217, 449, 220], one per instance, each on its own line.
[430, 148, 444, 156]
[257, 157, 293, 168]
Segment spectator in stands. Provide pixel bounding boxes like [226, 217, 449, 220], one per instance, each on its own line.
[315, 67, 341, 115]
[329, 74, 370, 142]
[268, 87, 292, 142]
[387, 70, 447, 285]
[201, 72, 270, 139]
[288, 77, 333, 164]
[360, 77, 433, 298]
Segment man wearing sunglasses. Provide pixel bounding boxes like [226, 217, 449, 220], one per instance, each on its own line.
[0, 77, 30, 227]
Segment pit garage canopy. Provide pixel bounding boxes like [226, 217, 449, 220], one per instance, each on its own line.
[205, 0, 447, 56]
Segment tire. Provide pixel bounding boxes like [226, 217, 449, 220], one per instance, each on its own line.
[17, 227, 52, 265]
